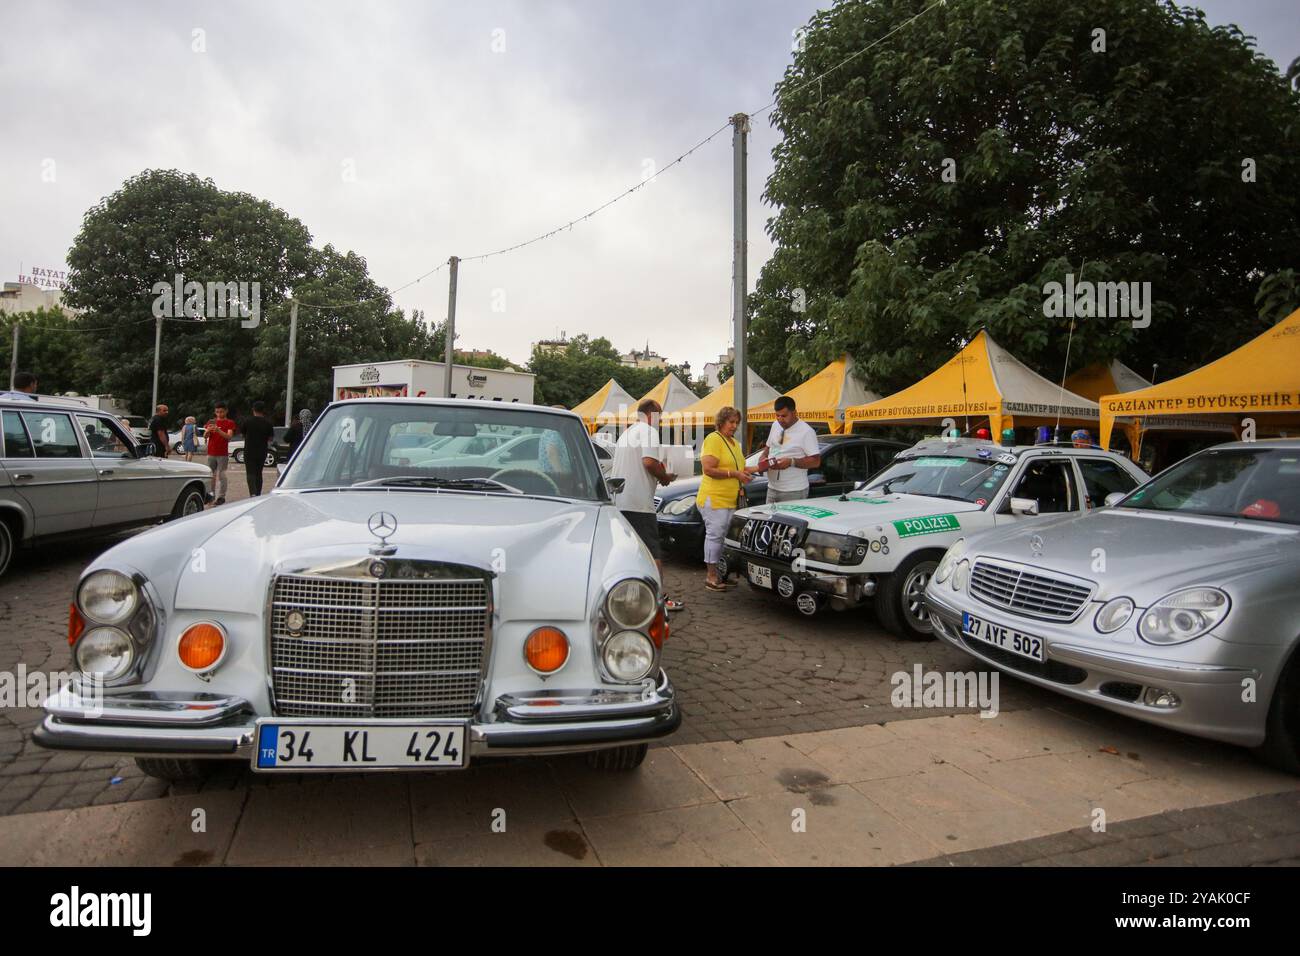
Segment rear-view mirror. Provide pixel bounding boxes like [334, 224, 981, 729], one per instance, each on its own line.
[1010, 496, 1040, 516]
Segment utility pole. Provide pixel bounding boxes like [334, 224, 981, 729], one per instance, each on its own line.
[284, 301, 299, 426]
[8, 324, 18, 390]
[150, 313, 162, 413]
[444, 256, 459, 398]
[731, 112, 749, 452]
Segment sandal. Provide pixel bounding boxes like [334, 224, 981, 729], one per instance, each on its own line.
[704, 580, 731, 592]
[665, 599, 685, 612]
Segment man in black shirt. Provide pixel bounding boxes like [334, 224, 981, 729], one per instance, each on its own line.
[147, 404, 170, 457]
[239, 400, 275, 496]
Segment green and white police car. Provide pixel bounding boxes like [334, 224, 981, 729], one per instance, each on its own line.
[722, 438, 1148, 639]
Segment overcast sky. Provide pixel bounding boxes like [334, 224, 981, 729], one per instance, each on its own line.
[2, 0, 1296, 373]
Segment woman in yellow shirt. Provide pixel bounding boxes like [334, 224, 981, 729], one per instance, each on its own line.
[696, 406, 756, 591]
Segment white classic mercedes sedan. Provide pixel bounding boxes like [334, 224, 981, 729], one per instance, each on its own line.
[37, 398, 679, 780]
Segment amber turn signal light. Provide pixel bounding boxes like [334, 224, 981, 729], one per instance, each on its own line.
[178, 622, 226, 672]
[648, 609, 668, 647]
[524, 627, 569, 674]
[67, 603, 85, 646]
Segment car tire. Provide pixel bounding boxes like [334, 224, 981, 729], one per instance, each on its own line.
[0, 518, 14, 578]
[584, 743, 648, 771]
[232, 449, 244, 464]
[135, 757, 236, 782]
[169, 485, 207, 521]
[876, 550, 942, 641]
[1254, 651, 1300, 775]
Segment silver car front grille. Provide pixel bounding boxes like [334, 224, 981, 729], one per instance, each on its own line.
[269, 572, 490, 719]
[969, 559, 1092, 622]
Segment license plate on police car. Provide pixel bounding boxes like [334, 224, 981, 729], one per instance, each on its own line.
[961, 612, 1045, 663]
[747, 563, 773, 588]
[253, 721, 468, 771]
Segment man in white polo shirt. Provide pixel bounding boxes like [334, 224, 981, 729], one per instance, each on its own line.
[761, 396, 821, 504]
[611, 398, 682, 611]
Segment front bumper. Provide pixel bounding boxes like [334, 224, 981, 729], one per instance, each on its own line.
[35, 670, 680, 762]
[722, 547, 874, 605]
[924, 586, 1267, 748]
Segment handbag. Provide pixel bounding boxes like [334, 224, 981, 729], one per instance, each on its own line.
[725, 438, 747, 508]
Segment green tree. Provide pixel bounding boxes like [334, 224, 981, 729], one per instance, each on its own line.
[752, 0, 1300, 395]
[64, 169, 314, 416]
[527, 335, 628, 407]
[0, 308, 97, 396]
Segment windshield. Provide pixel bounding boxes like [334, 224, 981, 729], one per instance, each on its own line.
[862, 453, 1013, 505]
[1118, 448, 1300, 525]
[281, 402, 608, 501]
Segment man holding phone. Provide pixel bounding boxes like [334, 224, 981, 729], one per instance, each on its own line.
[759, 396, 821, 504]
[611, 399, 682, 611]
[205, 402, 238, 506]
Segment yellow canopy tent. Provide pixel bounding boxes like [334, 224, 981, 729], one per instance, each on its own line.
[661, 367, 779, 439]
[1099, 306, 1300, 450]
[610, 372, 698, 425]
[1067, 361, 1232, 456]
[844, 330, 1100, 439]
[748, 355, 881, 436]
[572, 378, 637, 433]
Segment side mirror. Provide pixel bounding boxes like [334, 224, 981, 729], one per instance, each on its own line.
[1010, 496, 1040, 516]
[1103, 492, 1126, 508]
[606, 477, 626, 495]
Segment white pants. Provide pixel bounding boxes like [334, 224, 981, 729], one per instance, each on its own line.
[700, 501, 734, 567]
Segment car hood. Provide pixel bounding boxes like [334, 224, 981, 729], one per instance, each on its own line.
[966, 508, 1300, 601]
[171, 490, 601, 620]
[739, 492, 985, 535]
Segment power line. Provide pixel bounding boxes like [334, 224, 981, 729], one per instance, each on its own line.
[749, 0, 947, 119]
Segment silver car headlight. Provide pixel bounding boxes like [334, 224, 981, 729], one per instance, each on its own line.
[662, 498, 695, 516]
[77, 570, 139, 625]
[951, 559, 970, 592]
[1094, 597, 1135, 634]
[1138, 588, 1230, 645]
[603, 630, 655, 681]
[934, 538, 967, 584]
[74, 627, 135, 681]
[605, 579, 656, 629]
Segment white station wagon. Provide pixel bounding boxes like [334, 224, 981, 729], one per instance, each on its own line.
[724, 438, 1148, 639]
[37, 398, 679, 780]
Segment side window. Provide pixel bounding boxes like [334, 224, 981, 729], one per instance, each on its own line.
[1077, 458, 1139, 507]
[20, 412, 83, 459]
[77, 415, 133, 459]
[2, 411, 34, 458]
[823, 445, 865, 483]
[868, 444, 899, 475]
[1010, 459, 1079, 513]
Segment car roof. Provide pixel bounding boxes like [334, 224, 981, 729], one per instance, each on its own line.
[0, 397, 113, 415]
[1201, 438, 1300, 452]
[898, 437, 1132, 459]
[328, 396, 580, 421]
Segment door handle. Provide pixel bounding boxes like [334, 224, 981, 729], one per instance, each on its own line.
[13, 473, 33, 480]
[98, 469, 115, 476]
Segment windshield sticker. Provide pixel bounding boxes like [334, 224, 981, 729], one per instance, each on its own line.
[770, 504, 837, 518]
[846, 496, 892, 504]
[914, 457, 965, 468]
[997, 453, 1018, 465]
[975, 498, 987, 507]
[893, 514, 961, 537]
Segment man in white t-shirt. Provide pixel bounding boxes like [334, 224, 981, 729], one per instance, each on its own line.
[760, 396, 821, 504]
[611, 399, 682, 611]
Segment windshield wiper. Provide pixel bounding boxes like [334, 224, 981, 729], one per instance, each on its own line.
[351, 476, 522, 494]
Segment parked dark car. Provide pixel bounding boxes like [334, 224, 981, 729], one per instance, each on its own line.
[655, 435, 908, 554]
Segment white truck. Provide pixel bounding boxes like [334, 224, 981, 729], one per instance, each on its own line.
[332, 360, 535, 404]
[722, 438, 1149, 639]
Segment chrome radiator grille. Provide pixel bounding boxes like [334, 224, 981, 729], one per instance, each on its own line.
[269, 572, 490, 718]
[969, 560, 1092, 622]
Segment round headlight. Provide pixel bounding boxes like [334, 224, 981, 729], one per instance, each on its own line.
[603, 630, 655, 682]
[605, 579, 656, 629]
[663, 498, 695, 516]
[1094, 597, 1135, 634]
[77, 570, 139, 625]
[74, 627, 134, 681]
[1138, 588, 1230, 645]
[934, 538, 967, 584]
[952, 559, 970, 592]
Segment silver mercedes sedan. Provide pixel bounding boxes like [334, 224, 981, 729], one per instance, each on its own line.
[924, 439, 1300, 773]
